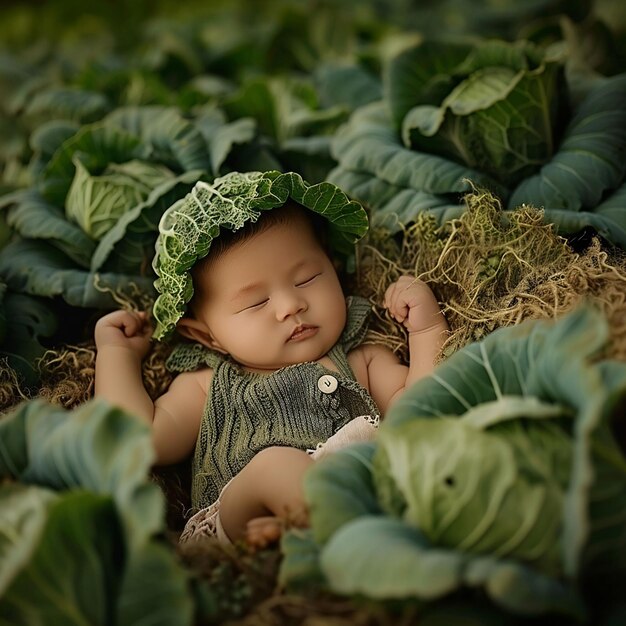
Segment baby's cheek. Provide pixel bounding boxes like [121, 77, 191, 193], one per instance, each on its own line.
[250, 323, 276, 350]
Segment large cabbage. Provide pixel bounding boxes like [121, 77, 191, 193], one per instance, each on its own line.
[329, 39, 626, 248]
[0, 106, 235, 310]
[280, 307, 626, 619]
[390, 40, 564, 188]
[65, 158, 177, 240]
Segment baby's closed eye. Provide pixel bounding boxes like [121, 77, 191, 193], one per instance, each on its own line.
[296, 272, 321, 287]
[242, 298, 269, 311]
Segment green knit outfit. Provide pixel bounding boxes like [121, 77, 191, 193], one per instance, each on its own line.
[166, 296, 380, 511]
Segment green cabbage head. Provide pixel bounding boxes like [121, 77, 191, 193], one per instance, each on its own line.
[388, 39, 565, 187]
[373, 415, 570, 579]
[65, 158, 176, 240]
[281, 307, 626, 620]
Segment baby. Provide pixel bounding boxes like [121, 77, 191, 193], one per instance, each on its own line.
[94, 171, 448, 547]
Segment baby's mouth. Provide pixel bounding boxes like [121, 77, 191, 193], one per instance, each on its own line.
[288, 324, 318, 341]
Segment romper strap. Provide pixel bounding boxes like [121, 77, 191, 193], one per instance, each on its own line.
[166, 341, 224, 372]
[340, 296, 371, 352]
[327, 296, 372, 379]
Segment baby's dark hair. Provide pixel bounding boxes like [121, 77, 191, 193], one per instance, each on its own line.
[207, 201, 328, 260]
[188, 202, 330, 314]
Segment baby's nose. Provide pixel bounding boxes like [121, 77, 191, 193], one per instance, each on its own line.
[276, 292, 307, 319]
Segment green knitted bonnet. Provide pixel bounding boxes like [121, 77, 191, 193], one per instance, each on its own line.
[152, 170, 369, 341]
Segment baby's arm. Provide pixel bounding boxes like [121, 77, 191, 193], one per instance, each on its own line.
[94, 310, 154, 420]
[94, 310, 205, 464]
[361, 276, 448, 413]
[384, 276, 448, 385]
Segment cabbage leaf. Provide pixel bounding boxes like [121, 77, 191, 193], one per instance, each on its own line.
[0, 239, 154, 308]
[0, 399, 195, 625]
[6, 188, 95, 267]
[0, 486, 125, 625]
[327, 102, 497, 229]
[0, 289, 57, 387]
[508, 74, 626, 247]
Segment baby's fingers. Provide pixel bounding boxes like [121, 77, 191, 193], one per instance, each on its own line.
[99, 310, 144, 336]
[123, 311, 152, 337]
[383, 281, 400, 310]
[384, 285, 406, 322]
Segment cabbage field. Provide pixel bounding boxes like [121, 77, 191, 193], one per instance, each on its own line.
[1, 0, 626, 624]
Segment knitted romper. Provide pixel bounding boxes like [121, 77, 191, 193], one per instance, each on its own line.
[167, 296, 381, 543]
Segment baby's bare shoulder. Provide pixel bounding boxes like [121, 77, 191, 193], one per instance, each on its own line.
[168, 366, 214, 396]
[349, 342, 397, 365]
[347, 343, 397, 391]
[151, 367, 214, 465]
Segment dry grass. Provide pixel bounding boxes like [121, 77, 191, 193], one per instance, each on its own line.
[356, 190, 626, 364]
[0, 359, 29, 413]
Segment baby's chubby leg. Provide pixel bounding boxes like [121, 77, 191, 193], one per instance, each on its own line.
[218, 446, 313, 544]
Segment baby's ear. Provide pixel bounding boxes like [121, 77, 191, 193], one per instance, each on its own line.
[176, 317, 227, 353]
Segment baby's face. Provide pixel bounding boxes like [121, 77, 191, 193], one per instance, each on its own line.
[189, 212, 347, 371]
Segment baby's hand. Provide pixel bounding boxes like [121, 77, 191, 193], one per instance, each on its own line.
[384, 276, 446, 334]
[94, 310, 152, 359]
